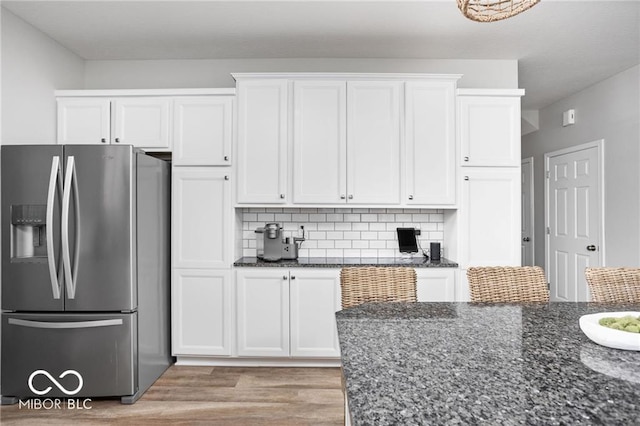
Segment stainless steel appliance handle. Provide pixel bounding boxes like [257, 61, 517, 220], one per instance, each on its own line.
[62, 156, 80, 299]
[8, 318, 123, 329]
[46, 156, 62, 299]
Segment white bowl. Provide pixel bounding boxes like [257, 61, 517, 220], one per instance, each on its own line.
[579, 311, 640, 351]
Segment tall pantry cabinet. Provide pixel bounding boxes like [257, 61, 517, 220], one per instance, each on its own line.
[455, 89, 524, 301]
[170, 92, 236, 357]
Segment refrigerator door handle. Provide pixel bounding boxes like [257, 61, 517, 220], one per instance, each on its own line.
[8, 318, 124, 329]
[46, 156, 63, 299]
[62, 156, 80, 299]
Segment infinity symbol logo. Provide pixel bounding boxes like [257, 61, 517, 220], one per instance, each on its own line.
[28, 370, 83, 396]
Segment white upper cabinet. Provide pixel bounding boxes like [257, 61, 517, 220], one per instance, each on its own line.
[113, 97, 172, 150]
[173, 96, 233, 166]
[292, 81, 347, 204]
[234, 73, 459, 206]
[57, 98, 111, 145]
[292, 80, 401, 205]
[236, 79, 289, 204]
[459, 168, 521, 268]
[405, 80, 457, 206]
[458, 90, 524, 167]
[346, 81, 402, 204]
[57, 96, 172, 150]
[172, 167, 232, 269]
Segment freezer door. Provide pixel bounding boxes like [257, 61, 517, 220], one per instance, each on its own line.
[1, 145, 65, 311]
[1, 312, 136, 399]
[62, 145, 136, 311]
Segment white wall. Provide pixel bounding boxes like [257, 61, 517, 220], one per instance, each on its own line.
[1, 8, 84, 145]
[84, 58, 518, 90]
[522, 65, 640, 268]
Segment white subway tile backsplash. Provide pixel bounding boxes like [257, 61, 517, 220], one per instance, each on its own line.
[352, 222, 369, 231]
[344, 214, 361, 222]
[239, 207, 445, 258]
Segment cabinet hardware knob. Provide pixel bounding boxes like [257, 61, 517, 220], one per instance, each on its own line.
[224, 156, 229, 161]
[224, 175, 229, 181]
[101, 138, 107, 144]
[586, 245, 597, 252]
[523, 237, 530, 242]
[291, 276, 296, 280]
[464, 156, 469, 162]
[283, 275, 287, 280]
[280, 194, 285, 199]
[340, 195, 346, 200]
[348, 195, 353, 200]
[464, 176, 469, 181]
[115, 138, 120, 143]
[408, 195, 414, 200]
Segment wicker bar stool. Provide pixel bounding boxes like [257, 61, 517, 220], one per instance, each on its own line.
[339, 267, 417, 309]
[585, 267, 640, 303]
[467, 266, 550, 302]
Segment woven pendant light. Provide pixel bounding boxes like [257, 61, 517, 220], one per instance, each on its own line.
[457, 0, 540, 22]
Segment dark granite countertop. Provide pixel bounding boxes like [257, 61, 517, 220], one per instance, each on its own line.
[336, 302, 640, 425]
[233, 256, 458, 268]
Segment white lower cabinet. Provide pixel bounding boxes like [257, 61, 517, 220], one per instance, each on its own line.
[416, 268, 456, 302]
[236, 269, 290, 357]
[289, 269, 341, 357]
[236, 268, 341, 358]
[172, 269, 233, 356]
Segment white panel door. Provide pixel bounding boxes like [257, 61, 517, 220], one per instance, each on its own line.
[521, 157, 535, 266]
[416, 269, 456, 302]
[57, 98, 110, 145]
[172, 168, 231, 269]
[236, 79, 289, 203]
[173, 96, 233, 166]
[546, 143, 602, 302]
[293, 81, 347, 204]
[347, 81, 402, 204]
[405, 81, 456, 205]
[289, 268, 341, 358]
[172, 269, 232, 356]
[461, 168, 521, 268]
[459, 96, 521, 167]
[236, 269, 290, 357]
[113, 97, 172, 150]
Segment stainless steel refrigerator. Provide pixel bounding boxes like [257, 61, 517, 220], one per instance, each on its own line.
[1, 144, 171, 404]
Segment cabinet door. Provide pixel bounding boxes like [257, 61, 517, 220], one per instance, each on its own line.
[172, 269, 232, 356]
[347, 81, 401, 204]
[289, 268, 341, 358]
[236, 269, 290, 357]
[459, 96, 521, 167]
[236, 79, 288, 203]
[405, 81, 456, 205]
[460, 168, 521, 268]
[172, 168, 231, 269]
[293, 81, 347, 204]
[57, 98, 110, 145]
[416, 269, 455, 302]
[113, 97, 172, 150]
[173, 96, 233, 166]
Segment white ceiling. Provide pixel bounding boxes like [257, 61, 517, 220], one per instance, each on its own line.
[3, 0, 639, 110]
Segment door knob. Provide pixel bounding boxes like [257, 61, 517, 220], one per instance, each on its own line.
[586, 245, 597, 252]
[523, 237, 530, 242]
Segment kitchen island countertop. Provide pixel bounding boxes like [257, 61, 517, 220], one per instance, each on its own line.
[233, 256, 458, 268]
[336, 302, 640, 425]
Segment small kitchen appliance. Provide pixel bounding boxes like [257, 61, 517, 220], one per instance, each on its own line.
[255, 223, 305, 261]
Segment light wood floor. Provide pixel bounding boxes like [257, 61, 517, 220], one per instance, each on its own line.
[0, 366, 345, 425]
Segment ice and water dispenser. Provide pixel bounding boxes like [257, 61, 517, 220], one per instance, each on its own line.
[10, 204, 48, 261]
